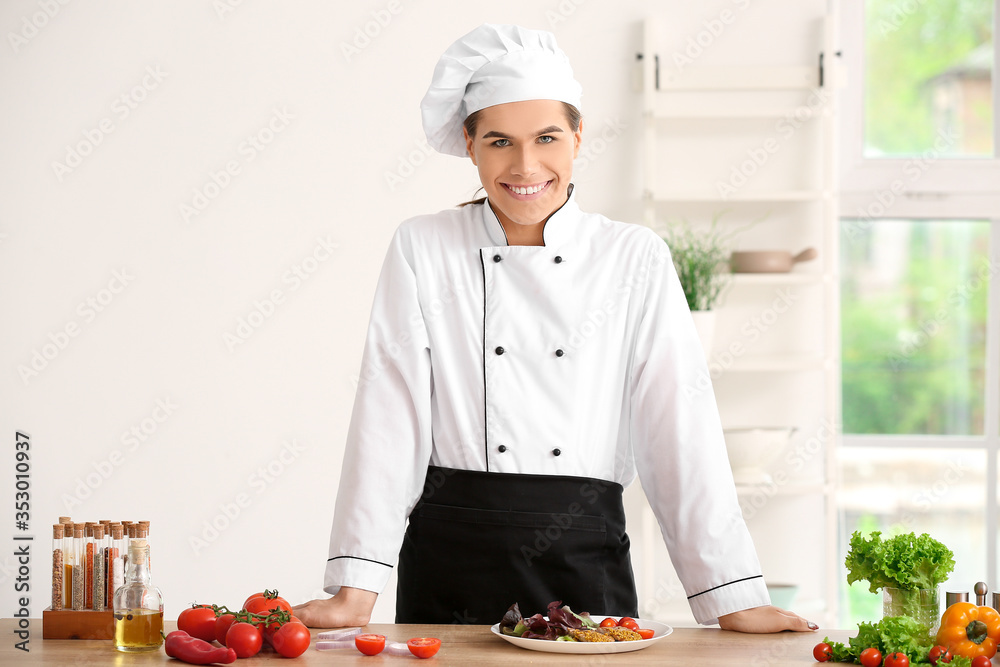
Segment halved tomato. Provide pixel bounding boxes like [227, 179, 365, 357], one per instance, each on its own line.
[355, 633, 386, 656]
[407, 637, 441, 659]
[599, 617, 618, 628]
[636, 628, 655, 640]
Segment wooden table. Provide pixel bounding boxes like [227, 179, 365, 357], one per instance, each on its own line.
[2, 619, 851, 665]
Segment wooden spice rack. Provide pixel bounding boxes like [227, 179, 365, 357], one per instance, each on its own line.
[42, 607, 114, 640]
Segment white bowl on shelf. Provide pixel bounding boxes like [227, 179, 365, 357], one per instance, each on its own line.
[723, 427, 796, 485]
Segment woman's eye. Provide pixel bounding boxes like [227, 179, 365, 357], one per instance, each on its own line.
[491, 138, 510, 147]
[538, 135, 555, 144]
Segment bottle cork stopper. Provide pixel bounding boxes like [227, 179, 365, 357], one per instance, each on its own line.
[94, 524, 105, 539]
[73, 526, 84, 538]
[137, 525, 148, 538]
[59, 516, 72, 524]
[85, 523, 94, 537]
[53, 524, 64, 539]
[129, 539, 148, 563]
[128, 524, 137, 538]
[112, 524, 123, 539]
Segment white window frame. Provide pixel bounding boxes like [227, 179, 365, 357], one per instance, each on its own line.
[838, 0, 1000, 592]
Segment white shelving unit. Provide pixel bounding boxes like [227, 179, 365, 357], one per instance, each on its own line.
[635, 16, 842, 627]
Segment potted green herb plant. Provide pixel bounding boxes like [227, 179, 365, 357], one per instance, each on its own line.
[661, 217, 732, 357]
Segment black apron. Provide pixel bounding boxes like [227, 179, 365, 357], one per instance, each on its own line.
[395, 465, 638, 624]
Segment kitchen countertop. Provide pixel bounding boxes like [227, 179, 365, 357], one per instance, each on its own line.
[2, 619, 851, 665]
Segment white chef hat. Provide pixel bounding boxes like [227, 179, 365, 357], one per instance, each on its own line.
[421, 23, 582, 157]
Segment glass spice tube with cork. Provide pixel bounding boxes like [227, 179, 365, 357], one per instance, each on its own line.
[91, 524, 106, 611]
[137, 521, 150, 572]
[106, 523, 120, 607]
[84, 522, 95, 609]
[71, 524, 85, 610]
[111, 523, 126, 601]
[101, 522, 112, 608]
[51, 524, 64, 610]
[121, 522, 132, 572]
[59, 518, 73, 607]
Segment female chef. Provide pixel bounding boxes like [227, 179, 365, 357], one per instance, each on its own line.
[295, 24, 817, 634]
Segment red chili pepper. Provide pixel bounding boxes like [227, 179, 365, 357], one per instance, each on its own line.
[164, 630, 237, 665]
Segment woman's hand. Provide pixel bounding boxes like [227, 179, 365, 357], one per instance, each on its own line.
[717, 605, 818, 633]
[292, 586, 379, 629]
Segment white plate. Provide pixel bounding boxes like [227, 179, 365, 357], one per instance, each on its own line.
[490, 616, 673, 654]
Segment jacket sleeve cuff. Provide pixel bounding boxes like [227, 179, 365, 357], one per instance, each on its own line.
[324, 556, 393, 596]
[688, 575, 771, 625]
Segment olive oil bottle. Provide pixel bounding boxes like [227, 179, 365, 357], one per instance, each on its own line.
[112, 538, 163, 652]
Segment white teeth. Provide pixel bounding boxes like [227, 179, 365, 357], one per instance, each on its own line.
[509, 183, 546, 195]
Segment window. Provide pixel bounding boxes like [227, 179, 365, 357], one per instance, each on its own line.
[838, 0, 1000, 627]
[841, 219, 990, 436]
[864, 0, 993, 158]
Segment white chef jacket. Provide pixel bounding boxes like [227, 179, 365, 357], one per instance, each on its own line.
[324, 187, 770, 624]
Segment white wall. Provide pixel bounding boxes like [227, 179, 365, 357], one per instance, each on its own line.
[0, 0, 827, 623]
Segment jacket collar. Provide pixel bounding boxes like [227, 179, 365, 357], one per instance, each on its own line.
[481, 184, 578, 247]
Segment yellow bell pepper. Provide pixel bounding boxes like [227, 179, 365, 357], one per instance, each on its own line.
[936, 602, 1000, 659]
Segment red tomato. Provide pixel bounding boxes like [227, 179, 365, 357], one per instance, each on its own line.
[618, 617, 640, 632]
[244, 590, 292, 615]
[226, 621, 263, 658]
[177, 606, 218, 642]
[599, 617, 618, 628]
[636, 628, 655, 640]
[262, 613, 302, 640]
[859, 647, 883, 667]
[971, 657, 992, 667]
[355, 634, 386, 656]
[272, 621, 311, 659]
[214, 613, 236, 646]
[884, 652, 910, 667]
[244, 589, 275, 607]
[407, 637, 441, 659]
[928, 645, 952, 665]
[812, 642, 832, 662]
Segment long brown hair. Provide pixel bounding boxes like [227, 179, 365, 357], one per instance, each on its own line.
[457, 102, 583, 207]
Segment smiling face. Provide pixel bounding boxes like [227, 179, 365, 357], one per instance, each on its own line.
[463, 99, 582, 238]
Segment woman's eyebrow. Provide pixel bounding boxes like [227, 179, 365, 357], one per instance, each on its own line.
[481, 126, 565, 139]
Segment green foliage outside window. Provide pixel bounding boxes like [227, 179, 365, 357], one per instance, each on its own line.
[840, 221, 989, 435]
[865, 0, 993, 156]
